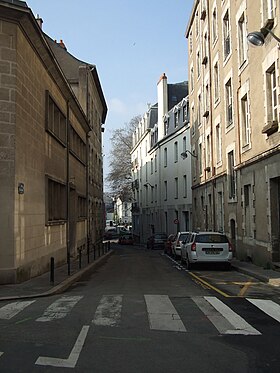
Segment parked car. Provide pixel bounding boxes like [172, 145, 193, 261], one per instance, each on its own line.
[181, 231, 233, 269]
[172, 231, 191, 258]
[118, 234, 134, 245]
[164, 234, 176, 255]
[147, 233, 168, 250]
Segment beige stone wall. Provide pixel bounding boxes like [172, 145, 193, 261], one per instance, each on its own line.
[0, 20, 17, 276]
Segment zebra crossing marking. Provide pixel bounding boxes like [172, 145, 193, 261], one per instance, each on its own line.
[247, 298, 280, 323]
[35, 325, 89, 368]
[203, 296, 261, 335]
[36, 296, 83, 322]
[0, 352, 3, 358]
[0, 300, 35, 320]
[92, 295, 123, 326]
[144, 294, 186, 332]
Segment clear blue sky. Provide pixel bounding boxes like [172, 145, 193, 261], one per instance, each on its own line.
[26, 0, 193, 189]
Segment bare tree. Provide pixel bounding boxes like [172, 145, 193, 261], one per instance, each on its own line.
[106, 115, 141, 199]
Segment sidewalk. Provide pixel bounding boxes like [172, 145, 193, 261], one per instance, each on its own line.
[231, 258, 280, 287]
[0, 249, 114, 301]
[0, 250, 279, 302]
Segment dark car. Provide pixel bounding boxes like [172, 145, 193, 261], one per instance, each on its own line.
[147, 233, 168, 250]
[118, 234, 134, 245]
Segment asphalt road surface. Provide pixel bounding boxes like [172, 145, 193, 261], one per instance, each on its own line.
[0, 244, 280, 372]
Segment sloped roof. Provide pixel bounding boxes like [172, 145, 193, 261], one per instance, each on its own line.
[167, 81, 188, 111]
[45, 34, 107, 123]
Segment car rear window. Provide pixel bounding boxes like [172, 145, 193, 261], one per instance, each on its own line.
[179, 233, 189, 241]
[195, 234, 229, 243]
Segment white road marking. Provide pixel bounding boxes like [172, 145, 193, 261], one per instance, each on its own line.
[93, 295, 123, 326]
[0, 300, 35, 320]
[144, 295, 186, 332]
[203, 296, 261, 335]
[36, 296, 83, 322]
[247, 299, 280, 323]
[35, 325, 89, 368]
[0, 352, 3, 358]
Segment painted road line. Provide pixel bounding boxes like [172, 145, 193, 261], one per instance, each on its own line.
[0, 300, 35, 320]
[189, 272, 232, 298]
[144, 295, 186, 332]
[238, 281, 254, 297]
[192, 296, 235, 334]
[204, 296, 261, 335]
[93, 295, 123, 327]
[35, 325, 89, 368]
[247, 299, 280, 323]
[36, 296, 83, 322]
[0, 352, 3, 358]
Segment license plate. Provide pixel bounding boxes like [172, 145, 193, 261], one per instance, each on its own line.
[205, 250, 220, 254]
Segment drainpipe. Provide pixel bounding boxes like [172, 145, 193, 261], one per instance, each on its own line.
[66, 101, 70, 275]
[206, 0, 216, 231]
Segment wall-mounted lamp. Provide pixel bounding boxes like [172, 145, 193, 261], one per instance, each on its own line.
[180, 150, 198, 159]
[247, 27, 280, 47]
[143, 182, 154, 187]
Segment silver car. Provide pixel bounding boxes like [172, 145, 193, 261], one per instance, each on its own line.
[172, 231, 191, 258]
[181, 232, 233, 269]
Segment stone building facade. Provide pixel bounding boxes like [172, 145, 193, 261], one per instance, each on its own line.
[186, 0, 280, 267]
[0, 0, 107, 283]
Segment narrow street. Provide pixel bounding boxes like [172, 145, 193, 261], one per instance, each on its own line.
[0, 244, 280, 373]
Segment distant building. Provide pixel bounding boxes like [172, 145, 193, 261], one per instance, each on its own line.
[131, 74, 190, 243]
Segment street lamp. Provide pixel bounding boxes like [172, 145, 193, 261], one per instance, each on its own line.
[180, 150, 198, 159]
[247, 27, 280, 46]
[143, 182, 154, 187]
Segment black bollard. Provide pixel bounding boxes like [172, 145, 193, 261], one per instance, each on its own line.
[50, 257, 54, 284]
[79, 248, 82, 269]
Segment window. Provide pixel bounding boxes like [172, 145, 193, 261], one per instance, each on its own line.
[238, 13, 247, 66]
[70, 126, 86, 164]
[241, 94, 250, 147]
[183, 175, 187, 198]
[151, 158, 153, 174]
[190, 66, 194, 92]
[214, 62, 219, 102]
[198, 95, 202, 127]
[206, 134, 211, 169]
[228, 151, 236, 199]
[202, 32, 208, 64]
[195, 10, 199, 36]
[155, 154, 157, 172]
[204, 83, 209, 117]
[164, 181, 168, 200]
[198, 143, 202, 175]
[175, 111, 179, 127]
[46, 91, 66, 144]
[47, 178, 67, 222]
[197, 50, 201, 78]
[223, 10, 231, 60]
[266, 64, 277, 122]
[78, 196, 87, 219]
[183, 136, 186, 152]
[216, 123, 222, 163]
[225, 79, 233, 126]
[155, 184, 157, 202]
[189, 31, 193, 54]
[174, 142, 178, 162]
[263, 0, 274, 21]
[174, 178, 178, 199]
[212, 7, 218, 42]
[263, 64, 278, 135]
[164, 148, 168, 167]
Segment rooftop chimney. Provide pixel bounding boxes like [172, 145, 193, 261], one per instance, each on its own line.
[157, 73, 168, 141]
[59, 39, 67, 50]
[36, 14, 43, 29]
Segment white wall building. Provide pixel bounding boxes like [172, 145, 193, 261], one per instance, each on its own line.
[131, 74, 191, 243]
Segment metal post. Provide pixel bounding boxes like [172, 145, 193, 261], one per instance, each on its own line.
[79, 249, 82, 269]
[50, 257, 54, 284]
